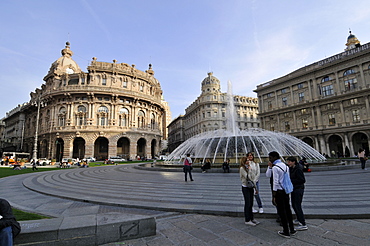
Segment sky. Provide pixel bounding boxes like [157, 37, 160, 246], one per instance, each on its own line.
[1, 0, 370, 120]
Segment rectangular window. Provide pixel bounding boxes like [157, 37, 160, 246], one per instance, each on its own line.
[102, 78, 107, 85]
[350, 98, 358, 105]
[322, 85, 334, 96]
[213, 111, 217, 117]
[282, 97, 288, 106]
[297, 83, 303, 89]
[344, 78, 357, 91]
[327, 103, 334, 109]
[270, 124, 275, 131]
[298, 92, 304, 102]
[284, 112, 289, 117]
[123, 81, 127, 88]
[140, 85, 143, 92]
[281, 88, 287, 94]
[268, 101, 272, 109]
[352, 110, 360, 122]
[81, 77, 85, 84]
[250, 114, 254, 119]
[222, 112, 225, 117]
[302, 119, 308, 129]
[328, 114, 336, 125]
[267, 93, 272, 98]
[207, 112, 211, 117]
[285, 121, 290, 131]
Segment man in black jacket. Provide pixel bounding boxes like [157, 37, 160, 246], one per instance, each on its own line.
[0, 198, 21, 245]
[286, 157, 308, 231]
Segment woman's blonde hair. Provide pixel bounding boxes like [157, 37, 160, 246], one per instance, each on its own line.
[239, 156, 248, 171]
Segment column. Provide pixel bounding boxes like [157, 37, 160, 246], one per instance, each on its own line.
[319, 135, 327, 155]
[334, 71, 341, 94]
[344, 133, 351, 157]
[358, 63, 366, 88]
[339, 101, 345, 123]
[315, 106, 322, 129]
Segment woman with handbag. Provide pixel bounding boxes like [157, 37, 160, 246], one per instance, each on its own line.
[240, 155, 259, 226]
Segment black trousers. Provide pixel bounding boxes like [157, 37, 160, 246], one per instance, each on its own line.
[275, 190, 294, 234]
[242, 186, 254, 222]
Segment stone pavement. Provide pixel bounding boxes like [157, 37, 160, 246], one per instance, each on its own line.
[1, 162, 370, 245]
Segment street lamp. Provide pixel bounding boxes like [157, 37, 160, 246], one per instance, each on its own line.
[32, 96, 46, 161]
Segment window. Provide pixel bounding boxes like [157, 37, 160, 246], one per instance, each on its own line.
[267, 93, 272, 98]
[352, 110, 360, 122]
[322, 85, 334, 96]
[100, 116, 107, 126]
[214, 111, 217, 117]
[150, 113, 156, 129]
[302, 119, 308, 129]
[343, 69, 355, 76]
[285, 122, 290, 131]
[301, 108, 307, 114]
[123, 80, 127, 88]
[344, 78, 357, 91]
[77, 105, 86, 112]
[140, 84, 144, 92]
[327, 103, 334, 109]
[281, 88, 287, 94]
[297, 83, 304, 89]
[207, 112, 211, 117]
[250, 114, 254, 120]
[119, 108, 129, 127]
[282, 97, 288, 106]
[102, 78, 107, 85]
[268, 101, 272, 109]
[321, 76, 331, 82]
[137, 110, 145, 128]
[270, 124, 275, 131]
[298, 92, 304, 102]
[98, 106, 108, 113]
[222, 112, 225, 117]
[328, 114, 336, 125]
[350, 98, 358, 105]
[81, 77, 85, 84]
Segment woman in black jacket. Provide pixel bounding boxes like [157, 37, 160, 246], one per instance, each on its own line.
[286, 156, 308, 231]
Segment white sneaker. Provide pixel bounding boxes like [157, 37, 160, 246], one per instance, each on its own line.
[258, 208, 264, 214]
[252, 208, 258, 213]
[245, 221, 256, 226]
[296, 225, 308, 231]
[252, 219, 260, 225]
[293, 219, 300, 225]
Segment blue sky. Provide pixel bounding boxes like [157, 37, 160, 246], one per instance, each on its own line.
[1, 0, 370, 119]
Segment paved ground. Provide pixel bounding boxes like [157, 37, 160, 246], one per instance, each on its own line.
[1, 162, 370, 245]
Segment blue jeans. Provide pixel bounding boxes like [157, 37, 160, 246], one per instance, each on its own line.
[242, 186, 254, 222]
[254, 181, 263, 208]
[291, 188, 306, 225]
[0, 226, 13, 246]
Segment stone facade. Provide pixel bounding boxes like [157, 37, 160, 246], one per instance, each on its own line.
[168, 72, 259, 152]
[3, 42, 170, 161]
[254, 32, 370, 157]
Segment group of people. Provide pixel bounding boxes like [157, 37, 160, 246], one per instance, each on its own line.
[241, 151, 308, 238]
[183, 151, 308, 239]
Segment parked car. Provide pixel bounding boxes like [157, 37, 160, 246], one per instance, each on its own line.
[83, 157, 96, 162]
[61, 158, 77, 165]
[107, 156, 126, 162]
[38, 158, 51, 165]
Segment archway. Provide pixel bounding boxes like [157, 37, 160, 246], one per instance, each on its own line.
[352, 132, 369, 156]
[39, 140, 48, 158]
[73, 137, 86, 160]
[55, 139, 64, 162]
[117, 137, 130, 160]
[328, 135, 343, 157]
[94, 137, 109, 161]
[302, 137, 314, 148]
[137, 138, 146, 159]
[151, 139, 157, 159]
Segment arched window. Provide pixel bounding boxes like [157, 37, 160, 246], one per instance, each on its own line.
[97, 106, 109, 126]
[137, 110, 145, 128]
[78, 105, 86, 112]
[321, 76, 331, 82]
[76, 105, 87, 126]
[343, 69, 355, 76]
[150, 113, 156, 129]
[58, 107, 66, 126]
[119, 107, 129, 127]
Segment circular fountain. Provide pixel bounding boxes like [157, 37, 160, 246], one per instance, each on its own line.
[166, 81, 326, 165]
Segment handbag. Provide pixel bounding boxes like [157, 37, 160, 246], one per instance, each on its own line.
[246, 172, 254, 188]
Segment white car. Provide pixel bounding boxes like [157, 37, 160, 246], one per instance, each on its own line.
[83, 157, 96, 162]
[38, 158, 51, 165]
[108, 157, 126, 162]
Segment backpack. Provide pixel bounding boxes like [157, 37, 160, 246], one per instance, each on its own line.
[275, 164, 293, 194]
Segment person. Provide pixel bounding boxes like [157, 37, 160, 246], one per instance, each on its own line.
[299, 157, 310, 172]
[0, 198, 21, 246]
[222, 159, 230, 173]
[245, 152, 264, 214]
[183, 154, 194, 182]
[32, 159, 38, 171]
[286, 156, 308, 231]
[268, 151, 296, 238]
[239, 156, 259, 226]
[358, 148, 367, 170]
[201, 159, 211, 173]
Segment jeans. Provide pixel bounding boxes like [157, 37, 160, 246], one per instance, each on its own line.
[254, 181, 263, 208]
[291, 188, 306, 225]
[242, 186, 254, 222]
[184, 165, 193, 181]
[0, 226, 13, 246]
[275, 190, 294, 234]
[360, 158, 366, 169]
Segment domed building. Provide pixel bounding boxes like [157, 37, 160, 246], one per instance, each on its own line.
[18, 42, 170, 161]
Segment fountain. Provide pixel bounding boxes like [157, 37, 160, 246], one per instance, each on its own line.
[166, 81, 326, 164]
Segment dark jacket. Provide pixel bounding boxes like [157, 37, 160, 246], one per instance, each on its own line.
[0, 198, 21, 238]
[289, 164, 306, 189]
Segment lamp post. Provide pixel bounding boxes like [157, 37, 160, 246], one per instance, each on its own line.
[32, 98, 41, 161]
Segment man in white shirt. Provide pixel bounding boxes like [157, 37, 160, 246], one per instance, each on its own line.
[267, 151, 296, 238]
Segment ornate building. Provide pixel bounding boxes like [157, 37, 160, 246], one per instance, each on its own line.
[168, 72, 259, 152]
[3, 42, 170, 161]
[254, 31, 370, 157]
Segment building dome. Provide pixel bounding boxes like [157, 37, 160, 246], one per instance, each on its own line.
[345, 31, 360, 51]
[201, 72, 220, 86]
[44, 42, 82, 80]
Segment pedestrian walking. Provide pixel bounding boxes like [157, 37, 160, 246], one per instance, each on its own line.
[183, 154, 194, 182]
[286, 156, 308, 231]
[358, 148, 368, 170]
[268, 151, 296, 238]
[239, 156, 259, 226]
[32, 159, 38, 171]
